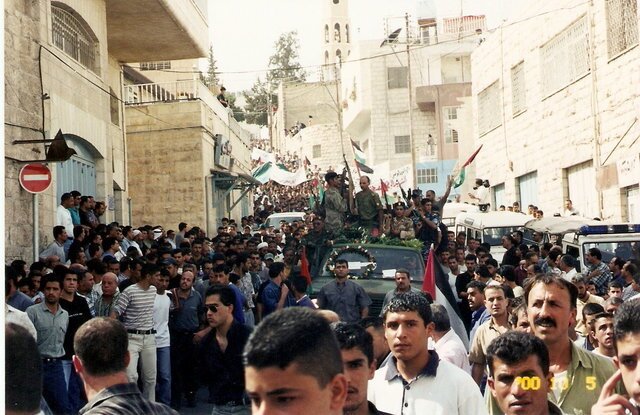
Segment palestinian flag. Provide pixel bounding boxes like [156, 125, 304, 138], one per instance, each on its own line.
[423, 249, 470, 350]
[351, 139, 374, 174]
[453, 144, 483, 188]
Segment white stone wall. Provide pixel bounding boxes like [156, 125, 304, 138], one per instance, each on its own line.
[470, 0, 640, 220]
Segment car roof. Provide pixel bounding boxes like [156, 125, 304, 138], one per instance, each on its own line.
[455, 211, 531, 228]
[524, 216, 598, 234]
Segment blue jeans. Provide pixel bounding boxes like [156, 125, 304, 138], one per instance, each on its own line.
[42, 359, 69, 414]
[156, 347, 171, 406]
[62, 359, 86, 413]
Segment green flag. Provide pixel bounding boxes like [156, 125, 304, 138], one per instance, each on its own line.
[453, 167, 466, 188]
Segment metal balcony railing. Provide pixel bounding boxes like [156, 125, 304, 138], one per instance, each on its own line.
[124, 80, 253, 147]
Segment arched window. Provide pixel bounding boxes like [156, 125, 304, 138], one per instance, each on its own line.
[334, 23, 341, 42]
[346, 24, 350, 43]
[336, 49, 342, 66]
[51, 4, 100, 74]
[324, 24, 329, 43]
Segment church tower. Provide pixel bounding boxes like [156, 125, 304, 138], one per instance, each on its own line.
[322, 0, 351, 80]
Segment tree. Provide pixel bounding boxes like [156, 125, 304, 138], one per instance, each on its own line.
[243, 31, 306, 126]
[204, 46, 219, 88]
[266, 31, 307, 86]
[243, 77, 273, 126]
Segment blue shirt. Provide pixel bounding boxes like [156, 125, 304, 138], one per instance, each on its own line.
[8, 290, 34, 312]
[469, 307, 490, 343]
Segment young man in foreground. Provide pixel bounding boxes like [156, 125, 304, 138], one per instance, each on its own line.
[243, 307, 348, 414]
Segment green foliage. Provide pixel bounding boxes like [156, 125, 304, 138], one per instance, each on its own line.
[267, 31, 307, 86]
[334, 227, 424, 250]
[204, 46, 219, 88]
[243, 31, 306, 126]
[227, 94, 245, 122]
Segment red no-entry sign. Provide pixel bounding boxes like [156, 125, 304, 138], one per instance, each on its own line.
[19, 163, 52, 193]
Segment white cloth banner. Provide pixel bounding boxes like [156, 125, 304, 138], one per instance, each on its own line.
[269, 167, 309, 187]
[251, 147, 277, 164]
[617, 154, 640, 188]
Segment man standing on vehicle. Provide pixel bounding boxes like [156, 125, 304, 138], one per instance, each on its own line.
[355, 176, 383, 233]
[324, 171, 347, 237]
[317, 258, 371, 323]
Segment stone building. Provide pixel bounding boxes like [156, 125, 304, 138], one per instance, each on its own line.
[123, 65, 256, 234]
[470, 0, 639, 220]
[341, 13, 483, 196]
[4, 0, 208, 261]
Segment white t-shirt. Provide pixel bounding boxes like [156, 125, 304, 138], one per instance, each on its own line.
[154, 292, 171, 348]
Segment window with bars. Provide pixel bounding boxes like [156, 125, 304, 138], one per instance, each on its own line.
[417, 168, 438, 184]
[477, 81, 502, 136]
[394, 135, 411, 153]
[388, 67, 408, 89]
[51, 6, 99, 74]
[511, 61, 526, 115]
[606, 0, 638, 58]
[140, 61, 172, 71]
[443, 106, 460, 143]
[540, 16, 589, 98]
[312, 144, 321, 158]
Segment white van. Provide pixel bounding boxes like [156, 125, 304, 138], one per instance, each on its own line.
[561, 224, 640, 272]
[454, 211, 532, 264]
[264, 212, 306, 228]
[441, 202, 472, 227]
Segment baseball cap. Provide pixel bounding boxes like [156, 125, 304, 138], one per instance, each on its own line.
[264, 253, 275, 261]
[160, 258, 177, 266]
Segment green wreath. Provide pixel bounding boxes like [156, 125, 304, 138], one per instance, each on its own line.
[325, 245, 377, 279]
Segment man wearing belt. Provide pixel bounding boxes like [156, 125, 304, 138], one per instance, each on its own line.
[111, 262, 160, 401]
[198, 284, 252, 414]
[26, 274, 70, 414]
[168, 271, 203, 409]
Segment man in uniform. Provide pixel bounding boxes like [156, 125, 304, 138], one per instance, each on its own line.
[389, 203, 415, 240]
[354, 175, 383, 233]
[317, 258, 371, 323]
[324, 171, 347, 236]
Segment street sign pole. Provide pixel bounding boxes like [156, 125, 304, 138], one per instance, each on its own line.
[19, 163, 52, 262]
[33, 193, 39, 263]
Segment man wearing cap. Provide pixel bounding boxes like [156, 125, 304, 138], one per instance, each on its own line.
[259, 253, 275, 282]
[324, 171, 347, 236]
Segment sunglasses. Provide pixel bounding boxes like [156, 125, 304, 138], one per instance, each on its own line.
[205, 304, 223, 313]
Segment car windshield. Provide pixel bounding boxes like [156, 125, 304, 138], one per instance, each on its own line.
[483, 227, 535, 246]
[320, 247, 424, 281]
[265, 216, 302, 227]
[582, 241, 640, 265]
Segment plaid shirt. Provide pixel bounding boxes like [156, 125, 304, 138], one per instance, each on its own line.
[78, 289, 100, 317]
[587, 261, 612, 295]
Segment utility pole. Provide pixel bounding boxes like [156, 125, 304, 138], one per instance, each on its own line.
[334, 63, 345, 156]
[405, 13, 417, 188]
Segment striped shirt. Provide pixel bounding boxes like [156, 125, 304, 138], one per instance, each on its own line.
[113, 284, 157, 331]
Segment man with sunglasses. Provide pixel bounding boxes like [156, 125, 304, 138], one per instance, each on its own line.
[197, 285, 252, 414]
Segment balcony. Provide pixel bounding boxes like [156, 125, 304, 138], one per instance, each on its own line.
[106, 0, 208, 62]
[124, 80, 252, 149]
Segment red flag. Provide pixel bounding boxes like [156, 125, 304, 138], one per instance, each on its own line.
[300, 246, 311, 284]
[304, 156, 311, 167]
[422, 250, 436, 299]
[380, 179, 388, 193]
[462, 144, 483, 168]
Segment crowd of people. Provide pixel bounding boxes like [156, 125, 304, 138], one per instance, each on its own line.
[5, 173, 640, 415]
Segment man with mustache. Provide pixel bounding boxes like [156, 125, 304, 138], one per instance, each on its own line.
[522, 274, 617, 414]
[332, 323, 391, 415]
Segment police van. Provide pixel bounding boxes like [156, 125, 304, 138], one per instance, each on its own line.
[561, 224, 640, 272]
[454, 211, 532, 264]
